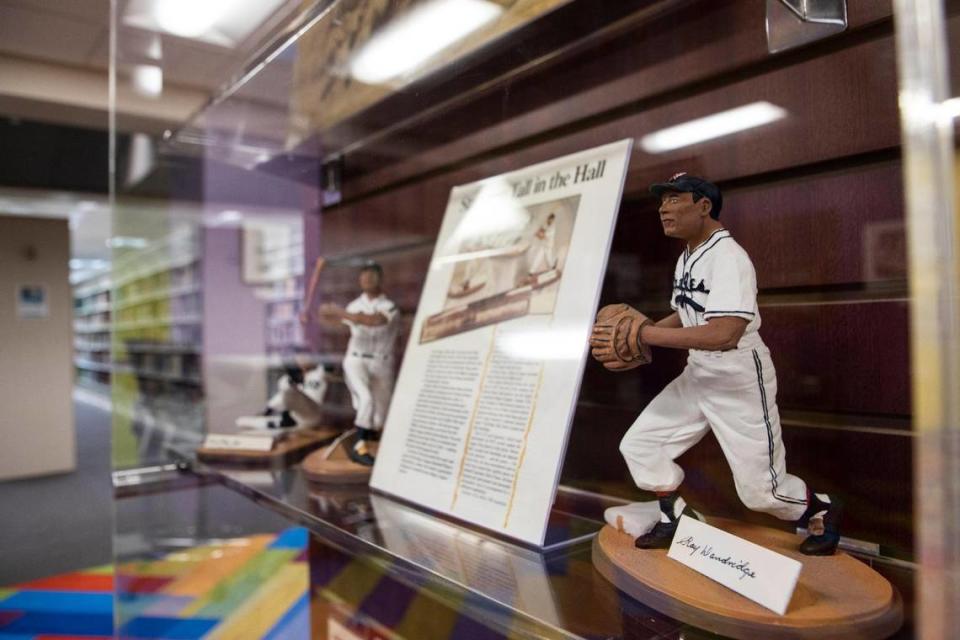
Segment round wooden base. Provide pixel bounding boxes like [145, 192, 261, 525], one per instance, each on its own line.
[301, 440, 377, 484]
[592, 519, 902, 640]
[196, 427, 340, 466]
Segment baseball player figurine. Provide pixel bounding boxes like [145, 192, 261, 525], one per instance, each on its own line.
[316, 261, 399, 466]
[589, 173, 842, 556]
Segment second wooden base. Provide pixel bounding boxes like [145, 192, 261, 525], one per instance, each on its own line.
[301, 440, 377, 484]
[593, 519, 902, 640]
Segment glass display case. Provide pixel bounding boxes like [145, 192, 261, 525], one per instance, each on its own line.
[109, 0, 960, 637]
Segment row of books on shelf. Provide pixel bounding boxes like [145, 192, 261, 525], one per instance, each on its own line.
[114, 262, 201, 303]
[114, 294, 202, 325]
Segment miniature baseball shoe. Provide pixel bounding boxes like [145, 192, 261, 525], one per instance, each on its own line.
[635, 493, 703, 550]
[346, 428, 381, 466]
[798, 492, 842, 556]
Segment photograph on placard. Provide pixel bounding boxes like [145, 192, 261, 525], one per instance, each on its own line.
[421, 196, 578, 344]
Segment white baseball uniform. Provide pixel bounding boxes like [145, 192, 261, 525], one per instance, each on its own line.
[342, 293, 399, 431]
[619, 228, 809, 521]
[527, 217, 558, 274]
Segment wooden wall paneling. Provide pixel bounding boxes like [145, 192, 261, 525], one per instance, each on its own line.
[599, 160, 908, 315]
[334, 26, 902, 220]
[574, 301, 910, 418]
[762, 301, 910, 416]
[339, 0, 894, 196]
[720, 162, 907, 289]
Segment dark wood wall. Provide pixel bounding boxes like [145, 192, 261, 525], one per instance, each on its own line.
[316, 0, 929, 556]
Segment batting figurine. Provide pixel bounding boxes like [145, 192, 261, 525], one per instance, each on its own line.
[589, 173, 841, 556]
[317, 261, 399, 466]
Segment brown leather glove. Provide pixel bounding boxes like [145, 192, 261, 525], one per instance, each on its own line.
[589, 303, 653, 371]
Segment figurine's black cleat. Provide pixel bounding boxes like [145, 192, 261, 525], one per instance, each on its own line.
[346, 428, 380, 466]
[798, 493, 842, 556]
[635, 492, 703, 550]
[635, 520, 680, 549]
[279, 410, 297, 428]
[347, 440, 375, 466]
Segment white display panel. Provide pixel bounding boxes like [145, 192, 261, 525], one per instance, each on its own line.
[371, 139, 633, 546]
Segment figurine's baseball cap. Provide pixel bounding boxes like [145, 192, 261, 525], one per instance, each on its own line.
[360, 260, 383, 275]
[649, 172, 723, 219]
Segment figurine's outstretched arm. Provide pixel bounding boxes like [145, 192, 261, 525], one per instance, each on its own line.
[317, 303, 389, 327]
[641, 316, 746, 352]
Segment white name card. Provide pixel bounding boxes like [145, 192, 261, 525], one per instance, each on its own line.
[203, 434, 276, 452]
[667, 516, 802, 615]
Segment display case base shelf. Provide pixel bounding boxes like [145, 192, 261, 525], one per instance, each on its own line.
[592, 519, 903, 640]
[197, 427, 340, 466]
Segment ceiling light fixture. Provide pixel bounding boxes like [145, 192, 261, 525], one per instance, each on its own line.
[640, 102, 788, 154]
[350, 0, 503, 85]
[107, 237, 149, 249]
[131, 65, 163, 97]
[153, 0, 233, 38]
[123, 0, 288, 47]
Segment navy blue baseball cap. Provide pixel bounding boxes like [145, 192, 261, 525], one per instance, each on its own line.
[649, 172, 723, 219]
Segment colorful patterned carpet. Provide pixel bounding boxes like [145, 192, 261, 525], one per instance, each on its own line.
[0, 528, 309, 639]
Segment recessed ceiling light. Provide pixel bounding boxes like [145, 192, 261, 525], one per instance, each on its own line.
[132, 65, 163, 97]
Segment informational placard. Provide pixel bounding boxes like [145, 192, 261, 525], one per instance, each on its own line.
[371, 139, 633, 546]
[667, 516, 802, 615]
[17, 284, 48, 318]
[202, 433, 276, 452]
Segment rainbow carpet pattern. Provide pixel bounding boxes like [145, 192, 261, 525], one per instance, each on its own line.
[0, 527, 309, 639]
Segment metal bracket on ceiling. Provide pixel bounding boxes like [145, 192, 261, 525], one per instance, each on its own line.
[766, 0, 847, 54]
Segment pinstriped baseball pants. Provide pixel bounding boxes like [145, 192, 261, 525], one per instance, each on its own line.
[619, 345, 809, 522]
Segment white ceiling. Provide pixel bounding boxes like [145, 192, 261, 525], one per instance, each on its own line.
[0, 0, 302, 134]
[0, 0, 306, 272]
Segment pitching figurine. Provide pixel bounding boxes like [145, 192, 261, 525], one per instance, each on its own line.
[589, 173, 841, 556]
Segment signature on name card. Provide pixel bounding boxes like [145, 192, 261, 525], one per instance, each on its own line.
[675, 535, 757, 581]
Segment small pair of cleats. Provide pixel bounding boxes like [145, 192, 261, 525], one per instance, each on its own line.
[634, 495, 843, 556]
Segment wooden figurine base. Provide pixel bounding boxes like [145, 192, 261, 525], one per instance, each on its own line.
[196, 427, 340, 466]
[301, 436, 377, 484]
[593, 518, 902, 640]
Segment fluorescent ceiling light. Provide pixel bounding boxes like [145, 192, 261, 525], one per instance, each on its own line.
[123, 0, 288, 47]
[350, 0, 503, 85]
[640, 102, 788, 154]
[211, 210, 243, 227]
[107, 236, 149, 249]
[70, 259, 110, 270]
[153, 0, 232, 38]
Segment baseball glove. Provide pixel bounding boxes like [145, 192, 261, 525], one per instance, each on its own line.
[589, 303, 653, 371]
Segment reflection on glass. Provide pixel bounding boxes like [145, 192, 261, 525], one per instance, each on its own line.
[123, 0, 290, 46]
[640, 101, 788, 153]
[350, 0, 504, 85]
[495, 326, 587, 361]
